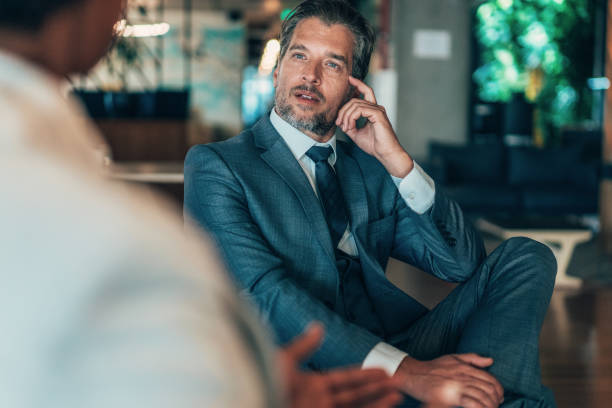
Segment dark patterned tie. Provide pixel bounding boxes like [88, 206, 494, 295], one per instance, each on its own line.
[305, 145, 349, 247]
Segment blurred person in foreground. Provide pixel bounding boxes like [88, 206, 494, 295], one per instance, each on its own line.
[0, 1, 402, 407]
[184, 0, 558, 407]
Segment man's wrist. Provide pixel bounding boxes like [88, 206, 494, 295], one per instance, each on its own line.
[380, 150, 414, 178]
[394, 355, 422, 392]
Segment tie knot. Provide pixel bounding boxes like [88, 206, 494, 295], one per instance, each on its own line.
[306, 145, 333, 163]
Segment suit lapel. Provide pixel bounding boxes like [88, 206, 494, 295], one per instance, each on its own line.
[254, 117, 335, 260]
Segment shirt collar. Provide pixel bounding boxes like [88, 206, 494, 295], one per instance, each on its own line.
[270, 108, 337, 165]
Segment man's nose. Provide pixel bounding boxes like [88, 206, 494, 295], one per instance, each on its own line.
[301, 62, 321, 85]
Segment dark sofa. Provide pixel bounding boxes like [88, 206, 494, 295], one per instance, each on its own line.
[427, 131, 602, 216]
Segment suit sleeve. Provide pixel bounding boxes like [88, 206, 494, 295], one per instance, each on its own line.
[184, 145, 382, 370]
[390, 184, 487, 283]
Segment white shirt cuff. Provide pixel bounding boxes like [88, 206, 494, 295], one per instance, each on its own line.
[390, 161, 436, 215]
[361, 342, 408, 376]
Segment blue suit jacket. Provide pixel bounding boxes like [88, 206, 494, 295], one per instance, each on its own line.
[184, 115, 486, 370]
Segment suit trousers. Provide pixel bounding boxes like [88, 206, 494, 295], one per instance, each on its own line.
[392, 237, 557, 407]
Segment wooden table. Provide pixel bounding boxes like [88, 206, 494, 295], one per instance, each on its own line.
[107, 161, 185, 213]
[108, 161, 184, 184]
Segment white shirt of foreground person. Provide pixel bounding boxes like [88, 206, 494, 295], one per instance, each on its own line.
[0, 49, 281, 408]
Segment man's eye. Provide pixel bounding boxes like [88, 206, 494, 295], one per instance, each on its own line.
[293, 53, 305, 60]
[326, 62, 340, 70]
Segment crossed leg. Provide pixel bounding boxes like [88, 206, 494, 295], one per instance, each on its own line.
[393, 237, 557, 407]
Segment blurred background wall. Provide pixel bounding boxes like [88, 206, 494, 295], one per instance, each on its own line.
[393, 0, 471, 159]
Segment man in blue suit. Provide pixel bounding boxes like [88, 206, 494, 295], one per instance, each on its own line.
[184, 1, 557, 406]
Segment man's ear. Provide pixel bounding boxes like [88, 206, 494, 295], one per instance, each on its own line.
[273, 66, 279, 87]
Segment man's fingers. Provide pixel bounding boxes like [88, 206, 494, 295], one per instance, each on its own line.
[455, 367, 503, 404]
[424, 381, 463, 408]
[336, 100, 386, 134]
[340, 100, 362, 131]
[460, 366, 504, 403]
[460, 394, 488, 408]
[461, 384, 498, 408]
[336, 99, 376, 129]
[335, 98, 358, 129]
[455, 353, 494, 368]
[345, 105, 374, 133]
[282, 323, 324, 363]
[454, 353, 503, 402]
[348, 75, 377, 104]
[461, 373, 503, 405]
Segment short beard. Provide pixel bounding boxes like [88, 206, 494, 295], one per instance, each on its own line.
[274, 88, 337, 137]
[276, 102, 335, 137]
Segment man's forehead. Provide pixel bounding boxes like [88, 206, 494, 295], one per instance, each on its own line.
[289, 17, 355, 59]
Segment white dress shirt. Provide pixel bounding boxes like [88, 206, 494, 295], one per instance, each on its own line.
[270, 109, 436, 375]
[0, 49, 280, 408]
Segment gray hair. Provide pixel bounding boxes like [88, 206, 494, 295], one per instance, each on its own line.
[279, 0, 376, 80]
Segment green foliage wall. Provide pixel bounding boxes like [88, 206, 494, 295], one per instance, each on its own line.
[474, 0, 595, 143]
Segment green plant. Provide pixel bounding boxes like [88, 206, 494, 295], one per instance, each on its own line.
[474, 0, 595, 144]
[102, 2, 153, 89]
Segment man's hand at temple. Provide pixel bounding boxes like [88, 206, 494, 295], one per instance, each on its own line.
[335, 76, 414, 179]
[395, 354, 504, 408]
[279, 323, 404, 408]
